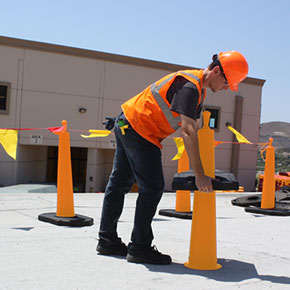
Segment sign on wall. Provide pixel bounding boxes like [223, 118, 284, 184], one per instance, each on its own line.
[30, 134, 43, 144]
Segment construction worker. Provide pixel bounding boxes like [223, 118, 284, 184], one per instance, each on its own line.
[97, 51, 248, 265]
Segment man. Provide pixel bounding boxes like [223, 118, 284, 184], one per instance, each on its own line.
[97, 51, 248, 265]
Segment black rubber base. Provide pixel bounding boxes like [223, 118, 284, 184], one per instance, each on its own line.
[38, 212, 94, 227]
[232, 194, 262, 207]
[159, 209, 192, 219]
[245, 203, 290, 216]
[231, 191, 289, 208]
[172, 170, 239, 191]
[280, 186, 290, 192]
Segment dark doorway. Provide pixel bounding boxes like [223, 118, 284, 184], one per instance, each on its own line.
[46, 146, 88, 193]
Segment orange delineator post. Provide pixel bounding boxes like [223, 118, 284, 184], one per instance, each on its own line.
[184, 111, 221, 270]
[261, 138, 275, 209]
[54, 120, 75, 218]
[175, 149, 191, 212]
[38, 120, 93, 227]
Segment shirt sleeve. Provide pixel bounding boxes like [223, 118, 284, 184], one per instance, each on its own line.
[170, 80, 202, 120]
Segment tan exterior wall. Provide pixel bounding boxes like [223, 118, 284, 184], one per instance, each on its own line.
[0, 36, 265, 191]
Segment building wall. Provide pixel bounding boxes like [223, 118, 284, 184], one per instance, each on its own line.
[0, 36, 265, 192]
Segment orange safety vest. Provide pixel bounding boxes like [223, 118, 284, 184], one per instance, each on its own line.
[121, 69, 206, 148]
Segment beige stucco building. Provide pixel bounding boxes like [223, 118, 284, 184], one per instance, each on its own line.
[0, 36, 265, 192]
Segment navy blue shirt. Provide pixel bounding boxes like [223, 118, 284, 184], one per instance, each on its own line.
[166, 76, 203, 120]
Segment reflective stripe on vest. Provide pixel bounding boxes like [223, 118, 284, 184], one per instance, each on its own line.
[150, 82, 180, 130]
[150, 71, 202, 130]
[181, 71, 201, 86]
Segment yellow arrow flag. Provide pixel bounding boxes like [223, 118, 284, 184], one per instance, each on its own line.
[172, 137, 185, 160]
[0, 130, 18, 160]
[227, 126, 252, 144]
[81, 130, 111, 138]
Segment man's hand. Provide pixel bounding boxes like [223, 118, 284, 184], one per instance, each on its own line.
[195, 174, 213, 193]
[180, 114, 214, 193]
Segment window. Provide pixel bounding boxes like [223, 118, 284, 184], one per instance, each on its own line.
[0, 82, 11, 114]
[203, 106, 221, 131]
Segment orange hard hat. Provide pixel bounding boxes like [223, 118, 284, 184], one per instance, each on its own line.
[218, 51, 249, 91]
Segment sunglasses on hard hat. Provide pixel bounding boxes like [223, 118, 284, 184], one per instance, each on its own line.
[218, 64, 228, 84]
[212, 54, 228, 84]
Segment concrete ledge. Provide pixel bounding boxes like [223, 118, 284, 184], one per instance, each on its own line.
[0, 184, 57, 193]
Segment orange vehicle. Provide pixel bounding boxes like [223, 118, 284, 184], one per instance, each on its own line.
[258, 172, 290, 191]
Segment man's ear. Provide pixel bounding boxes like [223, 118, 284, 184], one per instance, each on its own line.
[213, 66, 220, 74]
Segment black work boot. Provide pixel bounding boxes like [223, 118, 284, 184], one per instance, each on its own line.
[96, 238, 127, 256]
[127, 244, 172, 265]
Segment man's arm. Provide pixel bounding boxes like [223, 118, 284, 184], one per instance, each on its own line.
[180, 114, 213, 192]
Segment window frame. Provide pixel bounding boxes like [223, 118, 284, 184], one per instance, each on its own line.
[202, 105, 221, 132]
[0, 82, 11, 115]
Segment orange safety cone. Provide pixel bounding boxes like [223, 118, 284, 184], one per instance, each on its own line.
[244, 137, 290, 215]
[159, 143, 192, 219]
[184, 111, 222, 270]
[175, 149, 191, 212]
[261, 138, 275, 209]
[38, 120, 93, 227]
[55, 120, 75, 217]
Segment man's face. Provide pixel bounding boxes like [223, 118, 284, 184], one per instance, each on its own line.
[209, 66, 229, 92]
